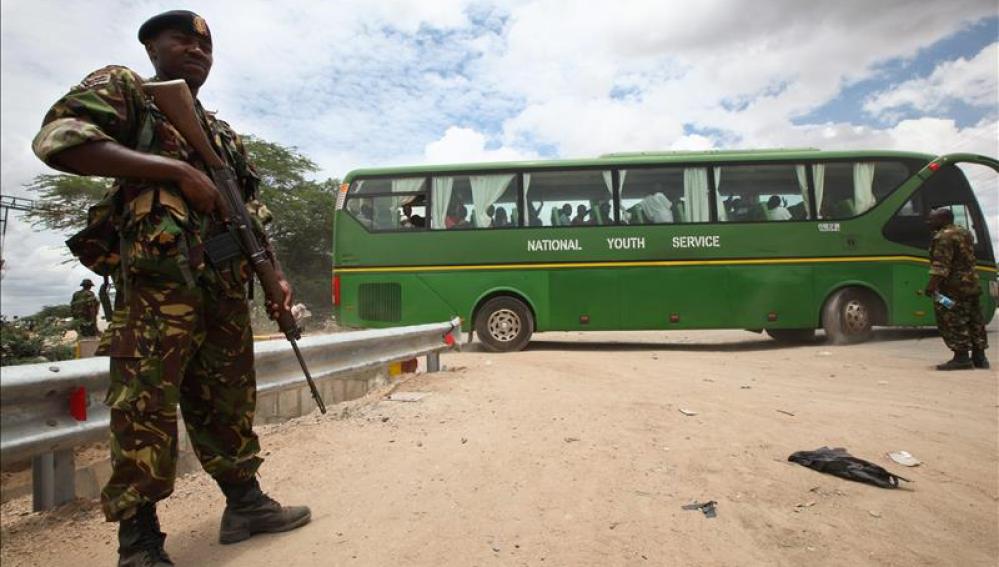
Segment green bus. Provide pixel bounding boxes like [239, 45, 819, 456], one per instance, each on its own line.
[332, 149, 998, 351]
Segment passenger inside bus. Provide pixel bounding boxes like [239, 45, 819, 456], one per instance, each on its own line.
[401, 203, 425, 227]
[493, 207, 511, 227]
[527, 200, 544, 226]
[766, 195, 792, 221]
[446, 202, 471, 229]
[595, 201, 612, 225]
[559, 204, 573, 225]
[571, 204, 589, 225]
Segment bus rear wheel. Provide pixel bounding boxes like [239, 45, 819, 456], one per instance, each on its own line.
[766, 328, 817, 343]
[822, 288, 875, 344]
[475, 296, 534, 352]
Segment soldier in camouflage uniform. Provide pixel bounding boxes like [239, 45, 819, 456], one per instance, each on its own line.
[71, 279, 101, 337]
[33, 11, 309, 566]
[924, 207, 990, 371]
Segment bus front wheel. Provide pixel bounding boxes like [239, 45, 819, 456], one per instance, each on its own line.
[475, 296, 534, 352]
[822, 288, 876, 344]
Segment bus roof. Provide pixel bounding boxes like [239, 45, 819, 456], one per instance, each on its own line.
[342, 149, 936, 181]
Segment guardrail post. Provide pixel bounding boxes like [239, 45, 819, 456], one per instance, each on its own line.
[31, 449, 75, 511]
[426, 352, 440, 373]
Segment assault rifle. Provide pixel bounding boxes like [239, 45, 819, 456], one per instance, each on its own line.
[143, 79, 327, 414]
[98, 275, 114, 321]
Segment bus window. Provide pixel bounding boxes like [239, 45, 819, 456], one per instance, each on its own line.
[431, 174, 517, 229]
[522, 170, 613, 227]
[819, 161, 910, 219]
[346, 177, 427, 231]
[717, 164, 806, 222]
[619, 168, 683, 225]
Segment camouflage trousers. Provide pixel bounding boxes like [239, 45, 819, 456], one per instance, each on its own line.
[74, 318, 98, 338]
[934, 293, 988, 353]
[100, 278, 262, 522]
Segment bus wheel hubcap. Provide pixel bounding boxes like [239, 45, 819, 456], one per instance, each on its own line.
[843, 300, 869, 334]
[488, 309, 521, 342]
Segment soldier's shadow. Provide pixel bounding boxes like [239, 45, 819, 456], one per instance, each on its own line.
[168, 508, 333, 566]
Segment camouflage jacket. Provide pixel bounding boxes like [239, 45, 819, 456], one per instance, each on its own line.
[32, 65, 271, 291]
[928, 223, 980, 298]
[70, 289, 99, 320]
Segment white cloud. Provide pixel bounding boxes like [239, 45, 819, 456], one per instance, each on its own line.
[865, 42, 999, 116]
[424, 127, 536, 163]
[482, 0, 997, 157]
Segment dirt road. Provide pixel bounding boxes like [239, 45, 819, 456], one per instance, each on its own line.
[2, 327, 997, 566]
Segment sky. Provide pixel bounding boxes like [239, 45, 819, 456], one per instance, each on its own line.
[1, 0, 997, 316]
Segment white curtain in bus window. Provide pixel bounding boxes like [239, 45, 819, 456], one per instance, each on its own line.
[469, 174, 515, 228]
[853, 162, 876, 214]
[714, 168, 727, 222]
[599, 171, 618, 224]
[431, 177, 454, 230]
[683, 168, 711, 223]
[522, 173, 541, 226]
[795, 164, 825, 219]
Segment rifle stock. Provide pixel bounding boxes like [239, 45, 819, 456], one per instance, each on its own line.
[143, 79, 327, 414]
[142, 80, 225, 169]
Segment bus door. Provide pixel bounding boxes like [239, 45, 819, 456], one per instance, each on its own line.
[883, 154, 998, 324]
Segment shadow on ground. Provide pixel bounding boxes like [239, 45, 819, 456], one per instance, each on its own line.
[463, 327, 947, 354]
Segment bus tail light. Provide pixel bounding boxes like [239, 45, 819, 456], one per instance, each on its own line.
[332, 274, 341, 305]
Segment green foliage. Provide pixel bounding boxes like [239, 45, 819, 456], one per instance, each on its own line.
[34, 304, 73, 320]
[24, 174, 112, 231]
[244, 137, 337, 319]
[0, 306, 75, 366]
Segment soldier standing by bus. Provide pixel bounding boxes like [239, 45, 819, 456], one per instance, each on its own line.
[924, 207, 990, 370]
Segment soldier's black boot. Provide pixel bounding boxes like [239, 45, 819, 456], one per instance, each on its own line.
[217, 478, 311, 544]
[936, 350, 973, 371]
[117, 503, 173, 567]
[971, 349, 990, 369]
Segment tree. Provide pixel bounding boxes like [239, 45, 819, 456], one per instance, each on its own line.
[243, 137, 338, 320]
[23, 136, 338, 320]
[25, 174, 113, 231]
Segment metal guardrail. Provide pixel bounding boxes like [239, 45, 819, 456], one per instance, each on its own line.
[1, 319, 458, 509]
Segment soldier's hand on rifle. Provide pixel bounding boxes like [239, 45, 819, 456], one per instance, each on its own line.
[173, 161, 224, 214]
[266, 275, 294, 321]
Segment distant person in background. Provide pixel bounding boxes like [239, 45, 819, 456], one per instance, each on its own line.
[766, 195, 792, 221]
[571, 204, 589, 225]
[924, 207, 989, 370]
[70, 279, 100, 337]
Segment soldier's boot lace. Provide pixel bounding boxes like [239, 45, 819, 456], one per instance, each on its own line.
[936, 351, 973, 371]
[117, 503, 173, 567]
[971, 349, 990, 369]
[217, 478, 311, 544]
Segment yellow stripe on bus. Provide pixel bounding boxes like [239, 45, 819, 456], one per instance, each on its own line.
[335, 255, 997, 274]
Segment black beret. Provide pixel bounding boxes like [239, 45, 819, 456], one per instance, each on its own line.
[138, 10, 211, 44]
